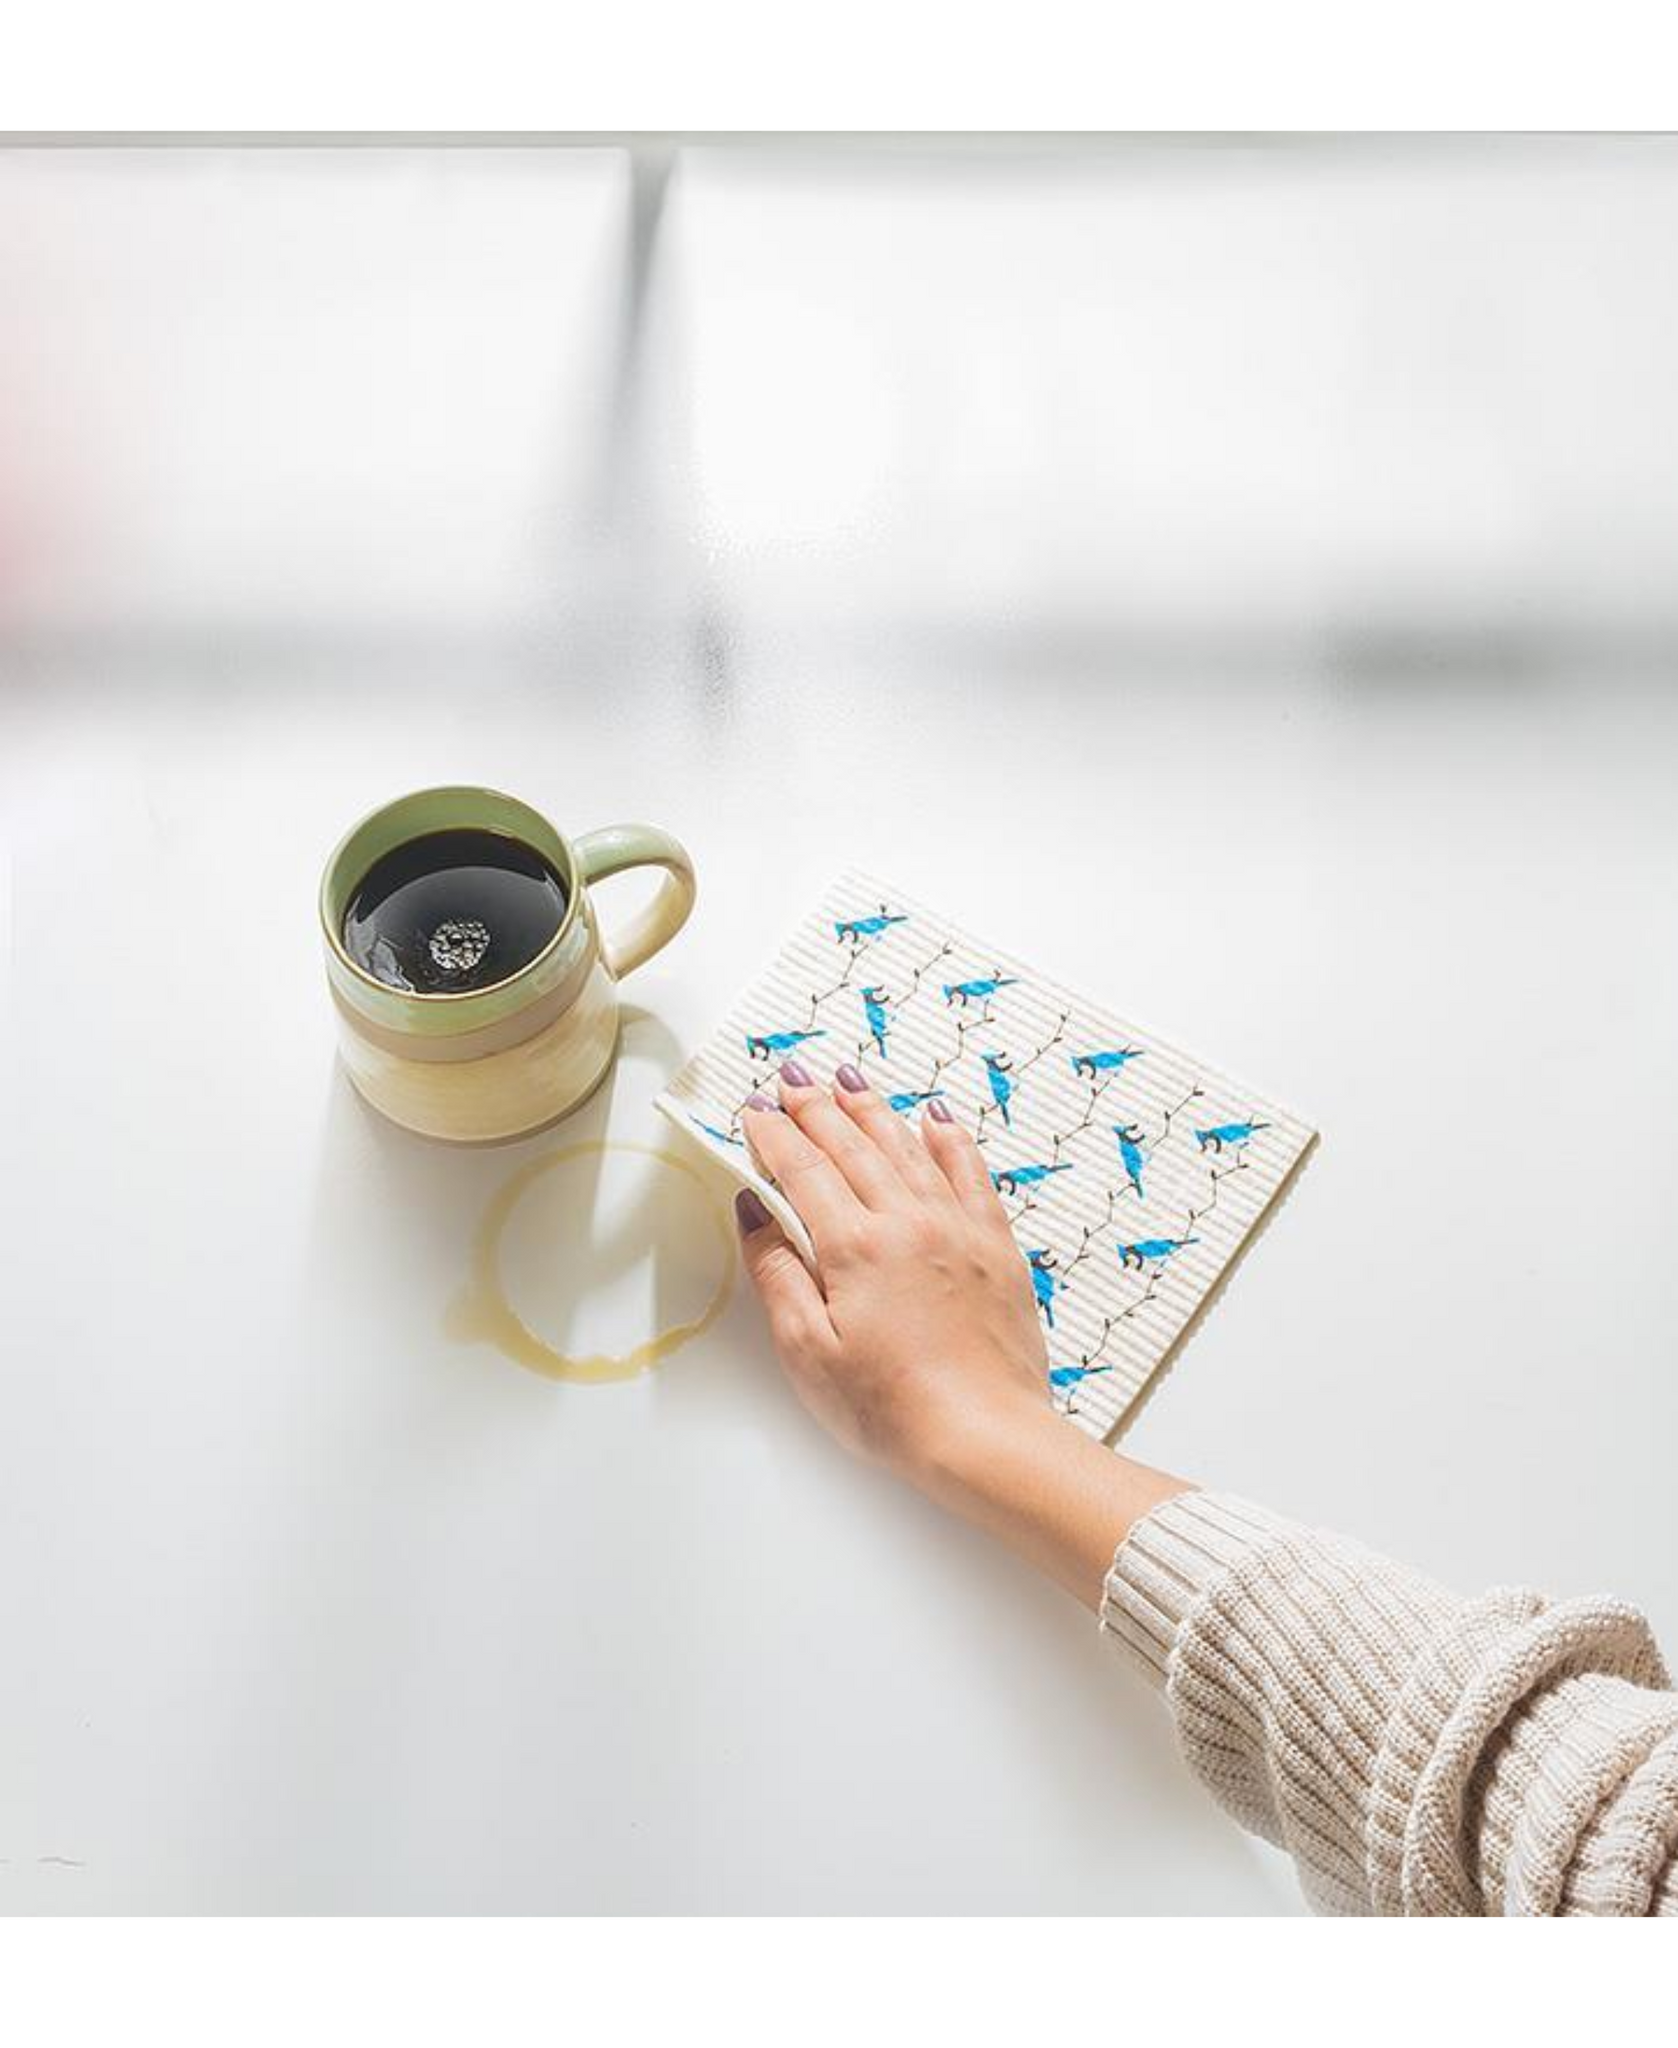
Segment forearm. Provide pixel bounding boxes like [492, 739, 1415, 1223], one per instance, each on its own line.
[733, 1055, 1678, 1914]
[915, 1394, 1190, 1609]
[918, 1383, 1678, 1917]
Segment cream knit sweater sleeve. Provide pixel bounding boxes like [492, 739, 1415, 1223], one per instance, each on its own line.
[1101, 1491, 1678, 1915]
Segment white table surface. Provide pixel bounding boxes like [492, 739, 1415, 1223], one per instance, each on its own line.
[3, 139, 1677, 1914]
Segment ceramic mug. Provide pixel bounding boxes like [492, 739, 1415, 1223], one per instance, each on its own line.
[319, 786, 696, 1143]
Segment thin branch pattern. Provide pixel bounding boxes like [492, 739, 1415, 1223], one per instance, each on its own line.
[1049, 1073, 1115, 1161]
[1182, 1154, 1252, 1232]
[1011, 1010, 1072, 1083]
[903, 937, 957, 1003]
[796, 950, 860, 1031]
[1156, 1084, 1204, 1149]
[1062, 1269, 1165, 1417]
[1054, 1186, 1121, 1293]
[925, 1015, 977, 1094]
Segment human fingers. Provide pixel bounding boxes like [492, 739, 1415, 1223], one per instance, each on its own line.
[775, 1059, 906, 1211]
[918, 1097, 1008, 1224]
[829, 1064, 955, 1206]
[741, 1091, 866, 1253]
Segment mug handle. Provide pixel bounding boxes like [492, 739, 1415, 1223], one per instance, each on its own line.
[572, 824, 697, 982]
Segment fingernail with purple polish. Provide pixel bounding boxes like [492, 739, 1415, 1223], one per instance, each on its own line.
[779, 1059, 814, 1088]
[926, 1097, 955, 1123]
[735, 1188, 771, 1234]
[836, 1063, 869, 1093]
[745, 1091, 777, 1112]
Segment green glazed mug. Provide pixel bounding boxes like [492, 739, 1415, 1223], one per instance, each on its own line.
[320, 786, 696, 1143]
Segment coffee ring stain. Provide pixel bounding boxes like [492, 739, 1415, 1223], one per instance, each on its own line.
[447, 1140, 737, 1382]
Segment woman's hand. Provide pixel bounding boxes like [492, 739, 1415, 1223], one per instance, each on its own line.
[735, 1059, 1051, 1483]
[735, 1060, 1188, 1606]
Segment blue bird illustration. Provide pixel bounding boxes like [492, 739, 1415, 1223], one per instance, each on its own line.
[981, 1051, 1014, 1127]
[942, 974, 1019, 1007]
[1025, 1248, 1060, 1329]
[860, 985, 891, 1060]
[1049, 1363, 1113, 1392]
[887, 1089, 945, 1114]
[744, 1028, 827, 1060]
[990, 1162, 1072, 1198]
[1071, 1047, 1145, 1079]
[690, 1116, 744, 1149]
[1113, 1123, 1147, 1198]
[834, 908, 908, 945]
[1194, 1120, 1269, 1155]
[1115, 1236, 1200, 1271]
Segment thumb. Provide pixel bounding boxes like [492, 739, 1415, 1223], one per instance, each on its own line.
[734, 1188, 831, 1359]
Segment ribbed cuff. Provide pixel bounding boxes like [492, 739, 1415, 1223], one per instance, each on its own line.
[1378, 1599, 1677, 1915]
[1099, 1489, 1298, 1688]
[1099, 1486, 1678, 1918]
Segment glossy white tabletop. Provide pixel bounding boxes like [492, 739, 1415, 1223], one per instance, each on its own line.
[3, 139, 1676, 1912]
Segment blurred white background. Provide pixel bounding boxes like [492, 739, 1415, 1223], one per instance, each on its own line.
[2, 138, 1675, 1913]
[7, 139, 1678, 646]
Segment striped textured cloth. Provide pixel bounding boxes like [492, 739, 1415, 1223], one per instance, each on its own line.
[1102, 1491, 1678, 1915]
[659, 869, 1315, 1440]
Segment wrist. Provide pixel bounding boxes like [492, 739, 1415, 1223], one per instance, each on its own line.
[912, 1384, 1063, 1514]
[907, 1382, 1191, 1610]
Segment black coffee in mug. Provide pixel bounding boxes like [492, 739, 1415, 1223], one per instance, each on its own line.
[341, 827, 570, 994]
